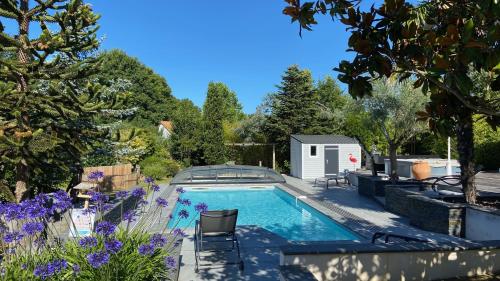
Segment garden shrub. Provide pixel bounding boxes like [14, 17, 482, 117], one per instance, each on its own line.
[475, 140, 500, 170]
[140, 156, 180, 180]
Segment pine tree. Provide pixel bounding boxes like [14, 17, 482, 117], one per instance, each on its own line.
[264, 65, 322, 167]
[0, 0, 113, 201]
[202, 82, 233, 165]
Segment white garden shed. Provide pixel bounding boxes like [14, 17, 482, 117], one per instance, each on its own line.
[290, 135, 362, 179]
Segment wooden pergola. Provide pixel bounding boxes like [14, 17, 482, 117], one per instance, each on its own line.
[225, 143, 276, 170]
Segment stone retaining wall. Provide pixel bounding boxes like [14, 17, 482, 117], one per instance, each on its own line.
[407, 195, 465, 237]
[358, 175, 424, 197]
[384, 185, 421, 216]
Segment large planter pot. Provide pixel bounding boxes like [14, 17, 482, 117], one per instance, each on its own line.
[347, 172, 359, 187]
[357, 175, 424, 197]
[466, 206, 500, 241]
[412, 160, 431, 180]
[407, 195, 465, 237]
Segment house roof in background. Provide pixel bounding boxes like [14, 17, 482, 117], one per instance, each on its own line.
[291, 135, 358, 144]
[160, 121, 173, 131]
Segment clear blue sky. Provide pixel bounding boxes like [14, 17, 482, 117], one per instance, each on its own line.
[90, 0, 375, 113]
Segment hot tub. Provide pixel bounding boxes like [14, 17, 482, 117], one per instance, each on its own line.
[384, 158, 460, 178]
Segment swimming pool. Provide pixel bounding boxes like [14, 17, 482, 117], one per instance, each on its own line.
[167, 186, 360, 241]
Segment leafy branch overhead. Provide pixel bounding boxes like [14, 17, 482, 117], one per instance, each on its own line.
[283, 0, 500, 125]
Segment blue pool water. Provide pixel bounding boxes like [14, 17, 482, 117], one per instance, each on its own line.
[167, 187, 360, 241]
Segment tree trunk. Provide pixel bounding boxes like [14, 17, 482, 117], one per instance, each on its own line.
[388, 145, 398, 181]
[456, 110, 476, 204]
[14, 0, 31, 202]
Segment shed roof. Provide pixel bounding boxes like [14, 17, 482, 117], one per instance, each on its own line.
[159, 120, 173, 131]
[291, 135, 358, 144]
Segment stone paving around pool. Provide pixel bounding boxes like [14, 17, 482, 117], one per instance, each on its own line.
[171, 175, 470, 281]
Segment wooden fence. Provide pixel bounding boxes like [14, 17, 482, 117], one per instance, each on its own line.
[83, 164, 140, 191]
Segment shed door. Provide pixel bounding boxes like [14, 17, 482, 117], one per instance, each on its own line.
[324, 146, 339, 176]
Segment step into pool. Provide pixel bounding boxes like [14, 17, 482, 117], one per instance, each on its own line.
[167, 187, 360, 241]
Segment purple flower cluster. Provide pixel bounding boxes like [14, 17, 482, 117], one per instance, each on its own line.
[79, 236, 98, 249]
[22, 221, 44, 236]
[87, 251, 109, 268]
[144, 176, 154, 184]
[152, 184, 160, 192]
[172, 228, 186, 238]
[88, 170, 104, 181]
[155, 197, 168, 208]
[178, 209, 189, 219]
[33, 259, 67, 280]
[131, 187, 146, 198]
[194, 202, 208, 214]
[178, 198, 191, 206]
[90, 192, 109, 204]
[116, 190, 129, 200]
[138, 244, 155, 256]
[53, 190, 72, 212]
[165, 256, 176, 269]
[175, 187, 185, 194]
[3, 231, 24, 243]
[150, 234, 167, 248]
[95, 221, 116, 237]
[123, 210, 136, 222]
[104, 239, 123, 254]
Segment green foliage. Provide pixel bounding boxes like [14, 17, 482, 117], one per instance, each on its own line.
[475, 141, 500, 170]
[0, 0, 123, 200]
[202, 82, 236, 164]
[140, 155, 180, 180]
[0, 229, 174, 281]
[97, 50, 174, 125]
[264, 65, 327, 167]
[169, 99, 204, 166]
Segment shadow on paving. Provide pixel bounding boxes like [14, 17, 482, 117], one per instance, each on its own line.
[178, 225, 288, 281]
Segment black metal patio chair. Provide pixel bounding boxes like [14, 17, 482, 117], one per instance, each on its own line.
[194, 209, 244, 273]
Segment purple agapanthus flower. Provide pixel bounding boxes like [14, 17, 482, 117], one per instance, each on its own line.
[88, 171, 104, 181]
[104, 239, 123, 254]
[82, 206, 97, 216]
[87, 251, 109, 268]
[33, 259, 67, 280]
[179, 198, 191, 206]
[178, 209, 189, 219]
[95, 221, 116, 237]
[79, 237, 98, 249]
[116, 191, 129, 200]
[194, 202, 208, 214]
[3, 231, 24, 243]
[165, 256, 176, 269]
[152, 184, 160, 192]
[72, 264, 80, 275]
[175, 187, 185, 194]
[131, 188, 146, 198]
[90, 192, 109, 204]
[155, 197, 168, 208]
[144, 176, 154, 184]
[172, 228, 186, 237]
[22, 221, 44, 236]
[53, 190, 72, 211]
[3, 203, 24, 221]
[138, 244, 155, 256]
[150, 234, 167, 248]
[123, 210, 136, 222]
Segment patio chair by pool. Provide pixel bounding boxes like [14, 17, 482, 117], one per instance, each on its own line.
[314, 169, 351, 189]
[194, 209, 244, 273]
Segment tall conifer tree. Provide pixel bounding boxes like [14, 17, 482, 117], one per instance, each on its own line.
[202, 82, 229, 165]
[264, 65, 322, 166]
